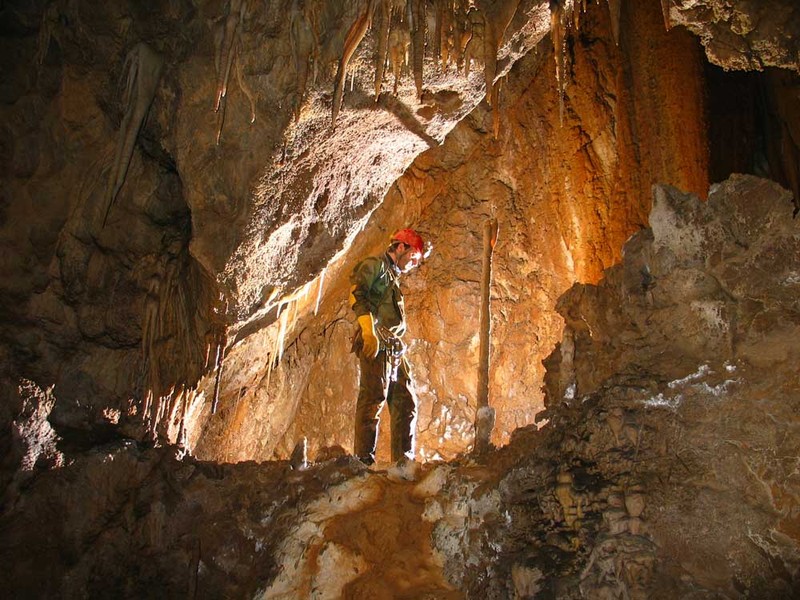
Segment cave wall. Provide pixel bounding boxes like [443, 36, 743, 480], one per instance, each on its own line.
[0, 1, 217, 449]
[3, 174, 799, 599]
[1, 0, 544, 455]
[194, 0, 712, 463]
[405, 0, 709, 452]
[671, 0, 800, 73]
[1, 0, 800, 595]
[1, 0, 798, 467]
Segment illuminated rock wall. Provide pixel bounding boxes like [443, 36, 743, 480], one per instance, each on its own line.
[3, 174, 799, 599]
[0, 0, 796, 465]
[200, 0, 709, 462]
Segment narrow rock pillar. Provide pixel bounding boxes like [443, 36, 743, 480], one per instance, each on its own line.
[474, 217, 498, 455]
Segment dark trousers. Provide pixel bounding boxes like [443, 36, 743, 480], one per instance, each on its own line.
[354, 349, 418, 463]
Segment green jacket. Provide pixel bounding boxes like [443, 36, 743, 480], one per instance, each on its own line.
[350, 253, 407, 337]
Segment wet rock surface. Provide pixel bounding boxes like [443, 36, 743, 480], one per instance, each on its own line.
[2, 175, 799, 598]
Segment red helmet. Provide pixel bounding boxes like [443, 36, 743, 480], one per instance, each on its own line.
[391, 228, 424, 254]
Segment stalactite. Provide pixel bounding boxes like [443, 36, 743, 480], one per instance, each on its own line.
[163, 384, 186, 441]
[36, 3, 60, 67]
[215, 85, 228, 146]
[409, 0, 426, 99]
[104, 43, 163, 225]
[607, 0, 621, 45]
[330, 0, 529, 111]
[177, 390, 191, 448]
[139, 248, 218, 443]
[573, 0, 587, 30]
[442, 1, 458, 70]
[214, 0, 247, 113]
[265, 351, 275, 389]
[210, 325, 228, 415]
[314, 267, 326, 315]
[492, 77, 505, 138]
[660, 0, 673, 31]
[290, 0, 319, 119]
[476, 0, 521, 106]
[374, 0, 392, 97]
[235, 55, 256, 124]
[433, 0, 444, 68]
[213, 0, 250, 145]
[142, 390, 154, 438]
[482, 8, 497, 98]
[182, 388, 206, 443]
[389, 25, 410, 94]
[332, 0, 376, 125]
[276, 303, 288, 365]
[454, 2, 471, 72]
[463, 7, 484, 78]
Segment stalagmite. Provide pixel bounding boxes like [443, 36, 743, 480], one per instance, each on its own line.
[104, 42, 163, 225]
[332, 0, 375, 125]
[289, 437, 308, 470]
[474, 217, 498, 455]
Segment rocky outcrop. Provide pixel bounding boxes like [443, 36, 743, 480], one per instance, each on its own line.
[480, 174, 800, 597]
[544, 174, 800, 402]
[3, 175, 798, 598]
[671, 0, 800, 73]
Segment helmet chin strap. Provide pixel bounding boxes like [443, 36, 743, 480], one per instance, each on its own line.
[389, 245, 417, 274]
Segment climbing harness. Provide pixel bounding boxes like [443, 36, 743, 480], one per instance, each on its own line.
[376, 325, 405, 381]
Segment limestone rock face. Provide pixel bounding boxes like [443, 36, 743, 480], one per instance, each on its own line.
[196, 0, 714, 463]
[671, 0, 800, 72]
[0, 0, 551, 454]
[2, 0, 799, 463]
[2, 175, 799, 598]
[544, 174, 800, 404]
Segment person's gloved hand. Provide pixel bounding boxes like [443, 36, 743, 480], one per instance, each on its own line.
[357, 314, 379, 359]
